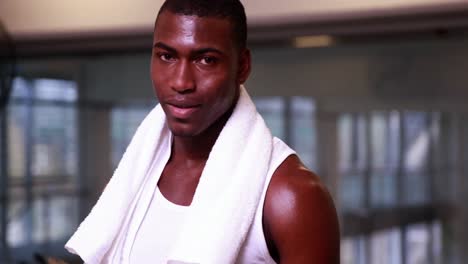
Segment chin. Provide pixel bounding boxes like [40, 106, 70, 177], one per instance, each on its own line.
[167, 122, 202, 138]
[171, 130, 198, 138]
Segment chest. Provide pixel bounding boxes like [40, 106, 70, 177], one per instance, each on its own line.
[157, 162, 205, 206]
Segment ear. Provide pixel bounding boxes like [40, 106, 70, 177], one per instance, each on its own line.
[237, 48, 251, 85]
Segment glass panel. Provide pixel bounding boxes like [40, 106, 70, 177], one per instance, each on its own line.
[338, 113, 353, 171]
[33, 79, 77, 102]
[49, 196, 78, 241]
[32, 105, 77, 177]
[341, 238, 356, 264]
[339, 113, 366, 209]
[10, 78, 79, 179]
[431, 112, 456, 203]
[370, 112, 387, 168]
[403, 112, 430, 205]
[29, 190, 81, 244]
[370, 112, 397, 208]
[7, 104, 27, 179]
[370, 171, 397, 208]
[341, 236, 366, 264]
[355, 114, 368, 170]
[63, 107, 78, 177]
[254, 97, 285, 140]
[340, 173, 364, 209]
[111, 106, 152, 168]
[404, 172, 429, 205]
[432, 221, 442, 264]
[406, 223, 430, 264]
[339, 113, 368, 170]
[32, 198, 47, 244]
[403, 112, 429, 172]
[290, 97, 317, 170]
[370, 228, 401, 264]
[388, 111, 400, 168]
[10, 78, 30, 99]
[7, 198, 28, 248]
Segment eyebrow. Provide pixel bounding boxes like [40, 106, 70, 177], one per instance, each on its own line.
[153, 41, 225, 56]
[153, 42, 177, 53]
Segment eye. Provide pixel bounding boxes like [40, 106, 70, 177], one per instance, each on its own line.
[198, 56, 218, 65]
[157, 52, 175, 62]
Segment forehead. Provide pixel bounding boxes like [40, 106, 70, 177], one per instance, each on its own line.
[154, 11, 236, 51]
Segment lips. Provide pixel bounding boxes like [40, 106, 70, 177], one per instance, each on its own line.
[166, 103, 200, 119]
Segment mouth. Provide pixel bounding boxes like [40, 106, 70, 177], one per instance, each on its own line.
[166, 103, 200, 119]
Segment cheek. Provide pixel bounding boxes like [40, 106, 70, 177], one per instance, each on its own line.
[210, 83, 237, 115]
[200, 77, 233, 104]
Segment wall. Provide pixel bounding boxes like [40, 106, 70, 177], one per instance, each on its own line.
[42, 36, 467, 111]
[247, 37, 468, 112]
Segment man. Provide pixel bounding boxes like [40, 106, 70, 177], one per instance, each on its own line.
[66, 0, 339, 263]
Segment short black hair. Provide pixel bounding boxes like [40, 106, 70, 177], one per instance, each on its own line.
[156, 0, 247, 50]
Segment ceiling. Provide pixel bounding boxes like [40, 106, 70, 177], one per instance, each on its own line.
[1, 0, 468, 56]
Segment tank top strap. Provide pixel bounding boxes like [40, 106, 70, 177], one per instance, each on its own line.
[236, 137, 296, 264]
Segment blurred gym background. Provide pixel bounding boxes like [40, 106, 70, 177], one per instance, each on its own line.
[1, 0, 468, 263]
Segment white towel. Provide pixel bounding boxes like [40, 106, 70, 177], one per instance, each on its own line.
[65, 86, 273, 264]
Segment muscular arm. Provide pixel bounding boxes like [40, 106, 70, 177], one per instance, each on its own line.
[263, 155, 340, 264]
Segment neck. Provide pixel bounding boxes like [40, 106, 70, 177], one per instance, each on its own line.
[170, 104, 235, 165]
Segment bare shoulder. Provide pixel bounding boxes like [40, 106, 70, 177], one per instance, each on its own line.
[263, 154, 340, 264]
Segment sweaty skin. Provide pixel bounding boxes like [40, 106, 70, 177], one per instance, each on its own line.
[264, 155, 340, 263]
[152, 10, 340, 264]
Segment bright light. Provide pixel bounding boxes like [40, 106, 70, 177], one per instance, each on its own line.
[293, 35, 335, 48]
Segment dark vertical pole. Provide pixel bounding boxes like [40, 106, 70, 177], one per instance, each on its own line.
[427, 112, 437, 264]
[427, 113, 436, 204]
[43, 192, 50, 254]
[397, 111, 407, 264]
[78, 66, 90, 221]
[0, 104, 11, 264]
[460, 114, 468, 264]
[25, 82, 34, 245]
[351, 114, 359, 175]
[0, 34, 14, 261]
[364, 113, 372, 209]
[364, 113, 372, 264]
[1, 21, 16, 262]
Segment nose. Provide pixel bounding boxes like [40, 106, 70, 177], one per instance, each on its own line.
[171, 60, 195, 94]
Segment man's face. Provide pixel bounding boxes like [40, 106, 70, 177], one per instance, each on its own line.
[151, 11, 250, 137]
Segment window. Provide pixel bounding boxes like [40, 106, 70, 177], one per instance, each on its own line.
[290, 97, 317, 170]
[370, 228, 401, 264]
[111, 105, 153, 168]
[370, 112, 398, 208]
[254, 97, 286, 139]
[403, 112, 431, 205]
[3, 77, 79, 261]
[338, 109, 452, 264]
[338, 113, 367, 209]
[255, 96, 318, 171]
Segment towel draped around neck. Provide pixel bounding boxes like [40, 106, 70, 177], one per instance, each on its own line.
[65, 86, 274, 264]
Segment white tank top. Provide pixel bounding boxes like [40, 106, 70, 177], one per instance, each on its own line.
[129, 137, 295, 264]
